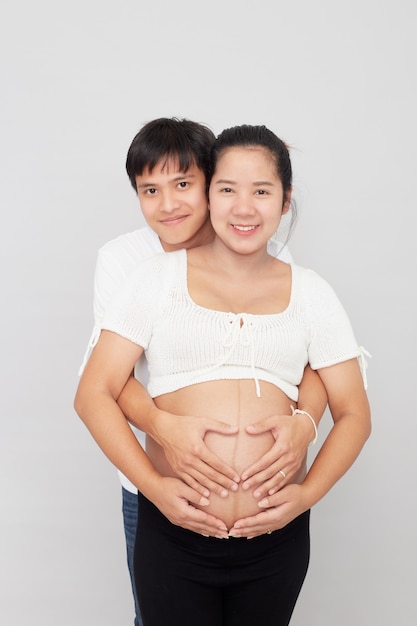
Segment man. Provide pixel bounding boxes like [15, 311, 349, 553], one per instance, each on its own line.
[79, 118, 326, 625]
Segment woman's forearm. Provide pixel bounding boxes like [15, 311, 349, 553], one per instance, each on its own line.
[297, 365, 328, 436]
[300, 407, 371, 509]
[300, 360, 371, 508]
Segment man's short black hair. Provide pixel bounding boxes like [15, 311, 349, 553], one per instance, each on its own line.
[126, 117, 216, 192]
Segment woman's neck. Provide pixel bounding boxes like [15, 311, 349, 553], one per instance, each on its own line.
[199, 236, 274, 279]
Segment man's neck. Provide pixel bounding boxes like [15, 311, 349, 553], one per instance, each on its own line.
[160, 216, 215, 252]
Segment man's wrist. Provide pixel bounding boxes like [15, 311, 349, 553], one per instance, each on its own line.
[147, 405, 170, 444]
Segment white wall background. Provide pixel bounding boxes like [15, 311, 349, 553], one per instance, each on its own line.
[1, 1, 416, 624]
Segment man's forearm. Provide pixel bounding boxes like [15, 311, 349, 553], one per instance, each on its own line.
[117, 375, 165, 441]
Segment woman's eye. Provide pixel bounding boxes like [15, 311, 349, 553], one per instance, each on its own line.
[221, 187, 233, 193]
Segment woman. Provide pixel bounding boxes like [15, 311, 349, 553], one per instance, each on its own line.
[75, 124, 371, 625]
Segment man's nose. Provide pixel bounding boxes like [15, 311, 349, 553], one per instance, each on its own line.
[160, 190, 180, 213]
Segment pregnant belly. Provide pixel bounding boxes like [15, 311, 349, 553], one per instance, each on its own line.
[150, 379, 293, 529]
[203, 426, 275, 528]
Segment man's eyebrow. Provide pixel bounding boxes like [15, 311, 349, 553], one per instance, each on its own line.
[136, 182, 156, 189]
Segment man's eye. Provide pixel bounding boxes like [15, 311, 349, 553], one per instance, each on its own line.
[145, 188, 157, 195]
[178, 181, 189, 189]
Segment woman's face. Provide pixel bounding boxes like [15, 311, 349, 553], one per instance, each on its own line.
[208, 146, 290, 255]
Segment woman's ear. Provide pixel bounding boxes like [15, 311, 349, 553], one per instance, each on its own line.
[282, 187, 292, 215]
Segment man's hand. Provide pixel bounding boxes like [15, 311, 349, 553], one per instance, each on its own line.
[228, 484, 309, 539]
[150, 476, 230, 538]
[151, 411, 240, 498]
[240, 412, 315, 498]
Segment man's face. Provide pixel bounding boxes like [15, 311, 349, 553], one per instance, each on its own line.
[135, 159, 212, 251]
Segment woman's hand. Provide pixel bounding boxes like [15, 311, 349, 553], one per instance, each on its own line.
[149, 476, 230, 539]
[240, 412, 314, 498]
[231, 359, 371, 539]
[228, 484, 309, 539]
[116, 376, 240, 498]
[151, 411, 241, 498]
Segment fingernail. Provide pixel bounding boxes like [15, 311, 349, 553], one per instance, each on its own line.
[231, 483, 238, 492]
[258, 498, 268, 507]
[220, 489, 228, 498]
[200, 497, 210, 506]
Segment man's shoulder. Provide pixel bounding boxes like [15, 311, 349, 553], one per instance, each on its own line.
[94, 226, 164, 284]
[98, 226, 163, 264]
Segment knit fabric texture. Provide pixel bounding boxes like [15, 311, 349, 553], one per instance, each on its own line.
[102, 249, 361, 402]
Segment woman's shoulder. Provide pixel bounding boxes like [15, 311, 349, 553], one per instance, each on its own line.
[290, 264, 340, 302]
[291, 263, 326, 284]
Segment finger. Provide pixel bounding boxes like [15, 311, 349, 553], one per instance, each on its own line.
[177, 462, 239, 497]
[245, 419, 273, 435]
[182, 449, 240, 493]
[176, 507, 229, 538]
[257, 490, 287, 509]
[174, 482, 212, 509]
[197, 445, 241, 485]
[206, 419, 239, 436]
[228, 511, 273, 538]
[178, 467, 230, 498]
[241, 451, 284, 485]
[197, 513, 230, 539]
[178, 475, 212, 503]
[253, 471, 287, 499]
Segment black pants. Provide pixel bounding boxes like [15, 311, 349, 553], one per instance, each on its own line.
[134, 493, 310, 626]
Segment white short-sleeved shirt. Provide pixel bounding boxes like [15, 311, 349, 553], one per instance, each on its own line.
[102, 249, 361, 402]
[80, 226, 294, 493]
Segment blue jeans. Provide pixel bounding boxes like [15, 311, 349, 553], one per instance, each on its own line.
[122, 487, 142, 626]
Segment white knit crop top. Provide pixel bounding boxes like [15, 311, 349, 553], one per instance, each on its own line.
[102, 249, 363, 401]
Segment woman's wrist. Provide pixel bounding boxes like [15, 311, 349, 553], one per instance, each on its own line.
[290, 405, 318, 446]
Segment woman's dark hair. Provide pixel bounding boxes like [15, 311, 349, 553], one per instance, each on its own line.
[126, 117, 216, 191]
[210, 124, 292, 195]
[210, 124, 297, 239]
